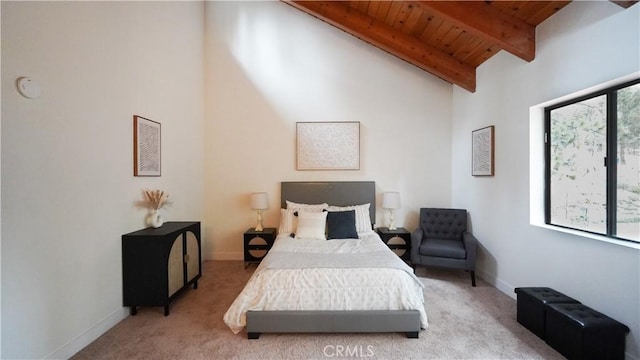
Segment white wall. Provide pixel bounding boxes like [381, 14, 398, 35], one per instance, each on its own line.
[451, 2, 640, 359]
[203, 1, 453, 259]
[1, 2, 205, 358]
[0, 3, 3, 355]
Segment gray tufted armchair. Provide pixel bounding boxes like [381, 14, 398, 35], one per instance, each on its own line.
[411, 208, 478, 286]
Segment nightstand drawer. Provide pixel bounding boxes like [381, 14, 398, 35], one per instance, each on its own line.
[376, 227, 411, 261]
[244, 228, 277, 268]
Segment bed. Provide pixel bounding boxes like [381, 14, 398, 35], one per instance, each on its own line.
[223, 181, 427, 339]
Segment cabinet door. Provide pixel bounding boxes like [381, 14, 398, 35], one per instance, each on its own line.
[185, 231, 200, 282]
[168, 235, 184, 297]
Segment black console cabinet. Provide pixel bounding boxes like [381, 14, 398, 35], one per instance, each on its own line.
[122, 221, 201, 316]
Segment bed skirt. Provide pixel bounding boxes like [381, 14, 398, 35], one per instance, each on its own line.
[246, 310, 421, 339]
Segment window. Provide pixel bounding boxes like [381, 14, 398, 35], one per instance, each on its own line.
[545, 79, 639, 243]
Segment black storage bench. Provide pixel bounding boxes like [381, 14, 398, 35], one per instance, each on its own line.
[545, 303, 629, 360]
[514, 287, 580, 339]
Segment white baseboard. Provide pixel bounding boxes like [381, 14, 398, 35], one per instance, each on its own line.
[477, 269, 517, 300]
[46, 307, 128, 359]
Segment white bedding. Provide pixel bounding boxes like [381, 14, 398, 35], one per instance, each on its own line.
[223, 232, 428, 334]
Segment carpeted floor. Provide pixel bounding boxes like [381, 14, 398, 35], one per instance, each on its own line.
[72, 261, 563, 359]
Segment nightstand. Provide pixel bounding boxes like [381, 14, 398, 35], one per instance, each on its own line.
[376, 227, 411, 262]
[244, 228, 277, 268]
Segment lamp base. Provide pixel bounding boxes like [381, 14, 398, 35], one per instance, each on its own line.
[255, 210, 264, 232]
[388, 209, 397, 231]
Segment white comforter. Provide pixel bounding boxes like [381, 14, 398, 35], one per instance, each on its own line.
[223, 232, 428, 334]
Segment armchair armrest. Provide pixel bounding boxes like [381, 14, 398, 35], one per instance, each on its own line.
[462, 231, 478, 269]
[410, 228, 424, 263]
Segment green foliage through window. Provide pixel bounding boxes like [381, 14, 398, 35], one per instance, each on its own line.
[545, 79, 639, 243]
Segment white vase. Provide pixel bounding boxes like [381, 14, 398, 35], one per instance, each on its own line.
[150, 209, 164, 228]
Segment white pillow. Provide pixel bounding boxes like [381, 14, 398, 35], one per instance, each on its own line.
[286, 200, 329, 211]
[327, 203, 372, 234]
[278, 208, 296, 234]
[279, 202, 328, 234]
[295, 211, 327, 240]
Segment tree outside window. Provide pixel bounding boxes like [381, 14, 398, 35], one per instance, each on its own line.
[546, 80, 639, 243]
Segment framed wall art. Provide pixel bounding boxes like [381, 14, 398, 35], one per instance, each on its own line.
[472, 125, 494, 176]
[133, 115, 161, 176]
[296, 122, 360, 170]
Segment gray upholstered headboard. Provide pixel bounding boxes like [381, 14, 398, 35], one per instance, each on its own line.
[281, 181, 376, 224]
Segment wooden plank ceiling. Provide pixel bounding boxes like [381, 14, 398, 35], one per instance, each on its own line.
[284, 1, 573, 92]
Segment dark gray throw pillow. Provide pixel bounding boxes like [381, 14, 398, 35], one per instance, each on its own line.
[326, 210, 358, 240]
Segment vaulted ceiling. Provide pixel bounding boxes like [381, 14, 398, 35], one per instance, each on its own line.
[283, 1, 636, 92]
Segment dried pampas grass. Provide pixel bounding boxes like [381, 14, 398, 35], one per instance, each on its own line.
[144, 189, 171, 210]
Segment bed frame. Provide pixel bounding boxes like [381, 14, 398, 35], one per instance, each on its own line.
[245, 181, 422, 339]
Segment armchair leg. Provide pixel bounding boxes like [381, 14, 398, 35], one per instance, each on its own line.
[470, 271, 476, 287]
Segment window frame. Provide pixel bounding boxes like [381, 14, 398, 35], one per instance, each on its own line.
[544, 78, 640, 244]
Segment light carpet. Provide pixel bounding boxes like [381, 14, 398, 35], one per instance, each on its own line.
[71, 261, 563, 360]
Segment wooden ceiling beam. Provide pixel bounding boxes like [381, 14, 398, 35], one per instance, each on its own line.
[610, 1, 638, 8]
[285, 1, 476, 92]
[412, 1, 536, 62]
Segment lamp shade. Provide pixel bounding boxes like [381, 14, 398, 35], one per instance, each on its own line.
[250, 192, 269, 210]
[382, 192, 401, 209]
